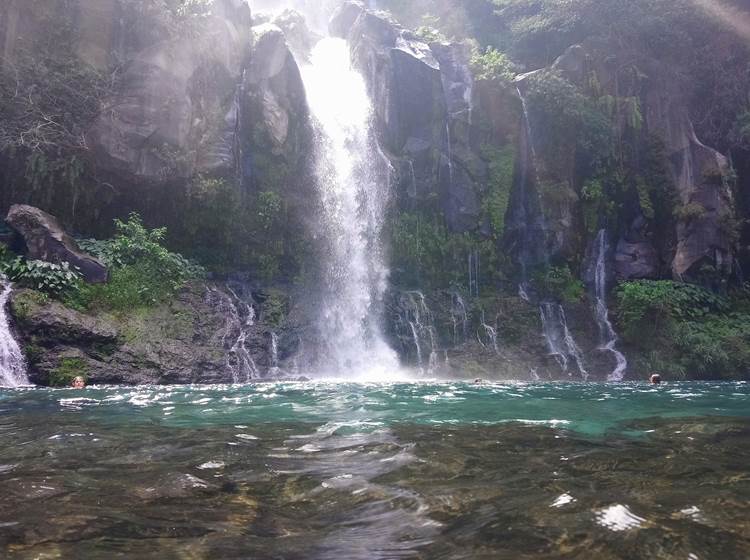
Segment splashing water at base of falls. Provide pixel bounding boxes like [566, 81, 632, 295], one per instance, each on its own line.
[0, 280, 29, 387]
[301, 38, 401, 380]
[593, 230, 628, 381]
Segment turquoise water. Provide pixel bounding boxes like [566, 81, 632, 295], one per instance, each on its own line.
[3, 380, 748, 435]
[1, 381, 749, 559]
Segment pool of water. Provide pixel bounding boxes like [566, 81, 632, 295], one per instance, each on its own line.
[1, 381, 749, 558]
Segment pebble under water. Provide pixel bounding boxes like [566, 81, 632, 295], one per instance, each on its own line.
[1, 381, 749, 559]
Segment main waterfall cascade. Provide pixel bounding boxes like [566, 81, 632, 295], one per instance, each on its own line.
[301, 38, 400, 378]
[592, 230, 628, 381]
[0, 279, 28, 387]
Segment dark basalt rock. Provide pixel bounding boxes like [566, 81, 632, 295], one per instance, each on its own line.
[6, 205, 108, 283]
[332, 2, 487, 233]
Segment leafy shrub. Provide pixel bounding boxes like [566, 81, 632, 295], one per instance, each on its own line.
[67, 214, 204, 311]
[1, 258, 81, 295]
[617, 280, 728, 336]
[256, 191, 283, 232]
[615, 280, 750, 378]
[534, 265, 585, 303]
[470, 47, 516, 82]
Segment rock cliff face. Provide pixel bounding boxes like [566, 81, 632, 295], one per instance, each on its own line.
[10, 281, 309, 385]
[0, 0, 312, 240]
[511, 43, 736, 284]
[330, 1, 487, 233]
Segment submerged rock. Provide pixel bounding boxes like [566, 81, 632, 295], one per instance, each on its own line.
[6, 205, 108, 283]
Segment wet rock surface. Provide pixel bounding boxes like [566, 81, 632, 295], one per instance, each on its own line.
[9, 282, 307, 386]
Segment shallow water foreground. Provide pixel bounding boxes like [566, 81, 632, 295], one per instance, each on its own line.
[1, 381, 749, 559]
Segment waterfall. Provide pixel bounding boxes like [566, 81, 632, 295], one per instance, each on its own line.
[592, 230, 628, 381]
[301, 38, 399, 378]
[269, 332, 281, 377]
[0, 280, 28, 388]
[515, 86, 540, 297]
[513, 86, 588, 378]
[407, 160, 417, 198]
[540, 302, 587, 379]
[467, 250, 480, 297]
[445, 121, 454, 189]
[397, 291, 440, 376]
[478, 310, 500, 356]
[450, 293, 468, 344]
[211, 286, 259, 383]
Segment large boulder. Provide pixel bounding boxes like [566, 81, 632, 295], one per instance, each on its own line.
[5, 205, 108, 283]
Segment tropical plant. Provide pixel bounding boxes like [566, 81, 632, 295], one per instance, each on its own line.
[0, 258, 81, 295]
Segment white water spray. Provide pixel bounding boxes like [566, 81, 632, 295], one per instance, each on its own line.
[301, 38, 400, 379]
[592, 230, 627, 381]
[0, 279, 28, 387]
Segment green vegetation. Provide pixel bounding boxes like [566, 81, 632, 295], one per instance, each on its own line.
[49, 357, 87, 387]
[534, 265, 585, 304]
[481, 144, 516, 233]
[67, 214, 204, 311]
[1, 254, 80, 296]
[470, 47, 516, 83]
[616, 280, 750, 379]
[390, 212, 503, 290]
[260, 289, 289, 327]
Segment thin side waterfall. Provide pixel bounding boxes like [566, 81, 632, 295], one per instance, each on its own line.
[593, 230, 628, 381]
[269, 332, 280, 377]
[515, 86, 587, 377]
[445, 121, 454, 189]
[540, 302, 587, 379]
[301, 38, 399, 378]
[451, 293, 468, 344]
[398, 291, 440, 376]
[211, 286, 259, 383]
[407, 160, 417, 198]
[0, 279, 28, 387]
[467, 250, 479, 297]
[478, 310, 500, 356]
[515, 86, 537, 297]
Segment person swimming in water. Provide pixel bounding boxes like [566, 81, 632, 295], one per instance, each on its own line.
[649, 374, 661, 385]
[71, 376, 85, 389]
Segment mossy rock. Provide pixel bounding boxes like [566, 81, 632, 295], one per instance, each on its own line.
[49, 357, 88, 387]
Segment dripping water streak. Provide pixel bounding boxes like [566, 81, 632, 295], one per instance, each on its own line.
[593, 230, 627, 381]
[540, 302, 587, 379]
